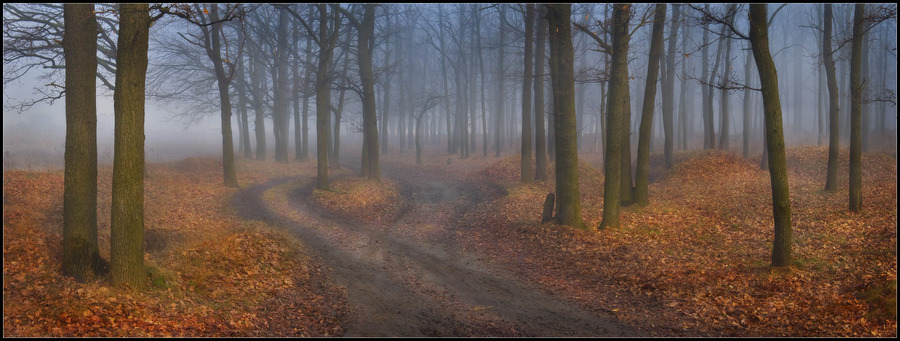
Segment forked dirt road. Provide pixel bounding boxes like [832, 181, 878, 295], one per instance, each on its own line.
[230, 161, 634, 336]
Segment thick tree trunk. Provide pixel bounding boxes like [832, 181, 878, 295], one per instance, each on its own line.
[599, 3, 630, 230]
[111, 3, 149, 291]
[63, 3, 104, 282]
[634, 4, 666, 206]
[748, 4, 792, 268]
[547, 4, 584, 229]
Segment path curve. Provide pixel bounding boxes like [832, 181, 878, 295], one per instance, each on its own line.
[230, 161, 634, 337]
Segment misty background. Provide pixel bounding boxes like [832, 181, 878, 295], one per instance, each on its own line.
[3, 3, 897, 171]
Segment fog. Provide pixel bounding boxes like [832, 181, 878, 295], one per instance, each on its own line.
[3, 3, 897, 171]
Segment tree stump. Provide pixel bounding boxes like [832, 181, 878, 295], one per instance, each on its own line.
[541, 193, 555, 223]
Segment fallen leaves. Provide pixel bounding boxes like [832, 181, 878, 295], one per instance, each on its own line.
[310, 177, 404, 225]
[3, 156, 348, 337]
[458, 147, 896, 337]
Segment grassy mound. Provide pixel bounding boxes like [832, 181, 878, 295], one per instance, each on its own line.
[311, 177, 404, 225]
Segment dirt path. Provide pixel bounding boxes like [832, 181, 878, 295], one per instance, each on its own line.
[230, 162, 634, 337]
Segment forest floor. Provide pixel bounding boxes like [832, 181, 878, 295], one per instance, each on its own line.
[2, 144, 896, 337]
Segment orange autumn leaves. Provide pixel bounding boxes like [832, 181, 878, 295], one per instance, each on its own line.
[458, 147, 896, 337]
[3, 158, 347, 337]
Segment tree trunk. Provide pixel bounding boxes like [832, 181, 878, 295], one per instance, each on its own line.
[334, 48, 349, 171]
[701, 15, 711, 149]
[848, 3, 864, 212]
[718, 27, 733, 150]
[250, 55, 267, 161]
[358, 4, 380, 181]
[743, 47, 754, 158]
[662, 4, 680, 169]
[300, 24, 313, 162]
[416, 114, 423, 165]
[547, 4, 584, 229]
[860, 23, 870, 153]
[316, 5, 338, 190]
[679, 18, 689, 151]
[599, 3, 630, 230]
[534, 5, 548, 180]
[111, 3, 149, 291]
[823, 4, 840, 192]
[520, 4, 535, 183]
[438, 5, 452, 154]
[292, 21, 302, 161]
[495, 5, 506, 158]
[705, 24, 726, 149]
[477, 10, 488, 158]
[63, 3, 104, 282]
[273, 9, 290, 164]
[634, 4, 666, 206]
[748, 4, 792, 268]
[619, 72, 634, 206]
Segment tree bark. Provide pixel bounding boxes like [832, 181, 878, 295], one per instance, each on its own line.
[534, 5, 548, 181]
[635, 4, 666, 206]
[599, 4, 630, 230]
[662, 4, 680, 169]
[619, 72, 634, 206]
[250, 54, 267, 161]
[547, 4, 584, 229]
[748, 4, 792, 268]
[315, 5, 339, 190]
[718, 26, 733, 150]
[848, 3, 864, 212]
[743, 47, 754, 158]
[823, 4, 840, 192]
[273, 9, 290, 164]
[63, 3, 104, 282]
[705, 24, 726, 149]
[111, 3, 149, 291]
[357, 4, 380, 181]
[520, 4, 535, 183]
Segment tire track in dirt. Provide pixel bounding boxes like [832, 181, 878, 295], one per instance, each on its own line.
[230, 163, 634, 336]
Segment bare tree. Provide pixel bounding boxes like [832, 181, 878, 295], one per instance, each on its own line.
[634, 4, 666, 206]
[748, 4, 793, 267]
[280, 4, 343, 190]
